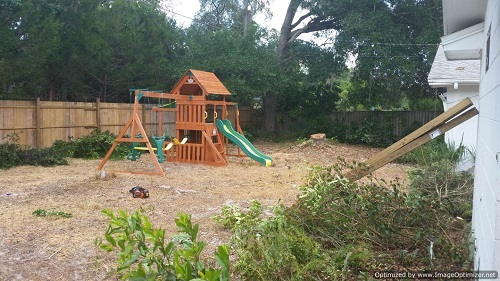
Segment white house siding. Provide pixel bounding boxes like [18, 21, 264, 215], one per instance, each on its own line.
[442, 86, 479, 171]
[473, 0, 500, 273]
[427, 43, 480, 170]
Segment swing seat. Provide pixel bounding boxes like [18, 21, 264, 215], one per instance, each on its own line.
[134, 143, 174, 151]
[173, 137, 188, 145]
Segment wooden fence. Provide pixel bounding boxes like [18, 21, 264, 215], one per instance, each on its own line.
[0, 98, 440, 148]
[329, 111, 443, 137]
[278, 110, 443, 138]
[0, 99, 254, 148]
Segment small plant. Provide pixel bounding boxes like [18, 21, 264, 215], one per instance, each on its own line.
[294, 137, 309, 145]
[212, 200, 263, 230]
[32, 209, 73, 218]
[97, 209, 229, 281]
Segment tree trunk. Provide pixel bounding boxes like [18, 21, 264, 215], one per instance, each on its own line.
[48, 78, 54, 101]
[262, 91, 277, 132]
[277, 0, 300, 61]
[243, 0, 250, 37]
[261, 0, 300, 132]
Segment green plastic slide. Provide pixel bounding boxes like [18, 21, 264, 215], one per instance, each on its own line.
[215, 119, 272, 166]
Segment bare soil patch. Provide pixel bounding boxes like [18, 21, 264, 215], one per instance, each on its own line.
[0, 141, 411, 280]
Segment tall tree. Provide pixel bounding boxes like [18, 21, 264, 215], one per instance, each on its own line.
[194, 0, 270, 35]
[265, 0, 341, 132]
[263, 0, 442, 131]
[0, 0, 184, 102]
[182, 18, 281, 106]
[89, 0, 183, 101]
[334, 0, 442, 109]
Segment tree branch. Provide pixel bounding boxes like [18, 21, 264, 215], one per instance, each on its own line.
[290, 12, 312, 29]
[286, 18, 339, 46]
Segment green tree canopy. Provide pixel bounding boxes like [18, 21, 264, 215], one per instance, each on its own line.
[333, 0, 443, 110]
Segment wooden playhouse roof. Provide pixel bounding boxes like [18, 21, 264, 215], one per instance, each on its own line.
[171, 69, 231, 96]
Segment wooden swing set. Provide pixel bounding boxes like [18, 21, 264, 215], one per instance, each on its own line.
[97, 69, 246, 176]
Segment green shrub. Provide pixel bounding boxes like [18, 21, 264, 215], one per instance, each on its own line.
[407, 162, 474, 220]
[71, 130, 128, 160]
[215, 161, 472, 280]
[0, 130, 129, 169]
[17, 147, 68, 167]
[0, 142, 22, 169]
[214, 202, 332, 280]
[398, 136, 466, 166]
[345, 116, 396, 147]
[0, 133, 22, 169]
[398, 136, 473, 221]
[51, 138, 76, 158]
[97, 210, 230, 281]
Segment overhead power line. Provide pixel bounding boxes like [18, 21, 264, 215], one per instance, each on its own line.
[369, 43, 439, 46]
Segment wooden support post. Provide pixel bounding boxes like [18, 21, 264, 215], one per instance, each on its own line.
[141, 104, 146, 135]
[158, 110, 163, 136]
[344, 99, 477, 182]
[96, 97, 101, 131]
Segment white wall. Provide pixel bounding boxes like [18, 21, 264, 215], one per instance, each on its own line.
[472, 0, 500, 273]
[442, 85, 479, 171]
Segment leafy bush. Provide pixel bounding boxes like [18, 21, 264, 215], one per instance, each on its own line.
[17, 147, 68, 167]
[398, 136, 473, 220]
[0, 142, 22, 169]
[215, 161, 472, 280]
[398, 136, 466, 166]
[345, 116, 396, 147]
[214, 201, 331, 280]
[0, 130, 129, 169]
[97, 210, 230, 281]
[0, 132, 67, 168]
[69, 130, 128, 160]
[51, 138, 76, 158]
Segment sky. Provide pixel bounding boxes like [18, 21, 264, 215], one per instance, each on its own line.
[165, 0, 288, 30]
[163, 0, 337, 51]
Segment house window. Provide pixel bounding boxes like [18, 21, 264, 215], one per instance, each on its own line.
[485, 24, 491, 72]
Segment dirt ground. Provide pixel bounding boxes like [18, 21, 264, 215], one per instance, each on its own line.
[0, 141, 412, 281]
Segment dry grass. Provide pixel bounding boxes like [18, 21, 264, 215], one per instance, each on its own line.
[0, 141, 411, 281]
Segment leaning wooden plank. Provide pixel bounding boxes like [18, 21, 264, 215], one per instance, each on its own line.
[362, 98, 473, 170]
[345, 107, 478, 181]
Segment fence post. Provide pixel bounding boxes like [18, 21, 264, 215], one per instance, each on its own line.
[36, 97, 41, 148]
[96, 97, 101, 131]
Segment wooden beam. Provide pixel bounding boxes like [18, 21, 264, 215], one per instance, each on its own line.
[96, 110, 165, 176]
[345, 107, 478, 181]
[202, 131, 226, 163]
[363, 98, 473, 169]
